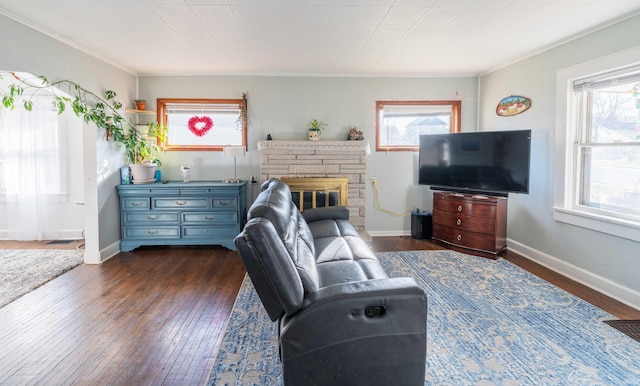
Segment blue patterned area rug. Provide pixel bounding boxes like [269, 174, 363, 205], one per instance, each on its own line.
[207, 250, 640, 385]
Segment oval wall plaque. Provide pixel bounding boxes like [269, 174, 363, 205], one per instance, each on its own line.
[496, 95, 532, 117]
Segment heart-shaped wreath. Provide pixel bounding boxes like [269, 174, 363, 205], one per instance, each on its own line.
[187, 116, 214, 137]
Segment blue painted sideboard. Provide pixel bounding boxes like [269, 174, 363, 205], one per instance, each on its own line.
[117, 181, 247, 252]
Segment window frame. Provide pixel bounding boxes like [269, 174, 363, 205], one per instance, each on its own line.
[375, 100, 461, 152]
[157, 97, 247, 152]
[554, 47, 640, 243]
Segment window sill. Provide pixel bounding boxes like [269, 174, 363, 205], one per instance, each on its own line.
[553, 206, 640, 243]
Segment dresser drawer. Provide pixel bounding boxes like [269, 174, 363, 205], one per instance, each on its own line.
[182, 226, 239, 238]
[124, 226, 180, 239]
[212, 197, 238, 209]
[432, 226, 500, 252]
[434, 194, 497, 218]
[432, 209, 496, 235]
[122, 198, 150, 210]
[153, 197, 209, 210]
[124, 212, 180, 224]
[182, 212, 238, 224]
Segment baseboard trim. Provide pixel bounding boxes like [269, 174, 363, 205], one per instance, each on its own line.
[100, 241, 121, 263]
[368, 230, 411, 237]
[507, 238, 640, 311]
[0, 229, 84, 240]
[82, 240, 120, 264]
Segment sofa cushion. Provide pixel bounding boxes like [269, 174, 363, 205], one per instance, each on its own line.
[308, 218, 388, 287]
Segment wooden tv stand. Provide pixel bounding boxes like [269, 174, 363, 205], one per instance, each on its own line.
[432, 191, 507, 259]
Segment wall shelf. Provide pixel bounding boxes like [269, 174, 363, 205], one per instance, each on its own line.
[125, 108, 156, 115]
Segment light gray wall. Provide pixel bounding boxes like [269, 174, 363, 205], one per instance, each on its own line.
[0, 14, 136, 262]
[479, 15, 640, 305]
[139, 75, 478, 234]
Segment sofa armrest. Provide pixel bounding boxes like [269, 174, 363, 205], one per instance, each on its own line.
[279, 277, 427, 385]
[301, 276, 424, 307]
[301, 206, 350, 223]
[281, 277, 426, 355]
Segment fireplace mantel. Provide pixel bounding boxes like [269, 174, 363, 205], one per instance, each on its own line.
[257, 140, 370, 154]
[258, 140, 368, 230]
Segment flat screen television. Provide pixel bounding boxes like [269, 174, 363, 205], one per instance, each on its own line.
[418, 130, 531, 196]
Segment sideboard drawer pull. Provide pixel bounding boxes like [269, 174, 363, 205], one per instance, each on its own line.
[205, 215, 216, 220]
[147, 215, 158, 220]
[456, 219, 462, 226]
[457, 205, 463, 212]
[147, 230, 159, 235]
[176, 200, 187, 206]
[217, 200, 231, 206]
[131, 201, 144, 206]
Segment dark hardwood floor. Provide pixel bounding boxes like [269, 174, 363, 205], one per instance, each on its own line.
[0, 245, 246, 385]
[0, 237, 638, 385]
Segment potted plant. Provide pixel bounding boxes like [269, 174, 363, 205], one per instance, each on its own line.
[308, 119, 326, 141]
[134, 99, 146, 110]
[0, 72, 167, 184]
[127, 122, 168, 183]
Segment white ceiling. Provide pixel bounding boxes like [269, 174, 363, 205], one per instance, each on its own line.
[1, 0, 640, 77]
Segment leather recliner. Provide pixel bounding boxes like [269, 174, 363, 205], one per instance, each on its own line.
[234, 178, 427, 386]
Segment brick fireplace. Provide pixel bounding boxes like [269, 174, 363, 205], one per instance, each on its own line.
[258, 140, 369, 230]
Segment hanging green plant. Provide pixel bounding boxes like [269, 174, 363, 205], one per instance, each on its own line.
[0, 71, 166, 165]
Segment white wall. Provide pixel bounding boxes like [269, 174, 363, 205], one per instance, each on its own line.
[0, 14, 136, 262]
[139, 75, 478, 234]
[479, 15, 640, 307]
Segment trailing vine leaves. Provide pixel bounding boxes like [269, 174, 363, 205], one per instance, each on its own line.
[0, 72, 165, 165]
[236, 92, 248, 131]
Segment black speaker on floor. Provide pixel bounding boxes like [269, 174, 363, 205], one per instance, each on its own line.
[411, 211, 433, 239]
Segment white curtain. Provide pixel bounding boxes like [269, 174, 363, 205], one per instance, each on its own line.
[0, 97, 64, 240]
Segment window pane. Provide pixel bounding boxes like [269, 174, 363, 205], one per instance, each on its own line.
[158, 98, 247, 151]
[167, 111, 241, 147]
[589, 84, 640, 143]
[381, 110, 451, 145]
[376, 101, 461, 151]
[580, 145, 640, 217]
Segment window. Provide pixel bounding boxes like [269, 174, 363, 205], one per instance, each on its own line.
[0, 93, 66, 197]
[572, 68, 640, 219]
[376, 100, 461, 151]
[157, 97, 247, 151]
[555, 48, 640, 242]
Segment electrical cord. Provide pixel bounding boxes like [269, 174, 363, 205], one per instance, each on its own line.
[370, 179, 411, 217]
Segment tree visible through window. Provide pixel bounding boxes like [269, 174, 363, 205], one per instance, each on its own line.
[376, 100, 461, 151]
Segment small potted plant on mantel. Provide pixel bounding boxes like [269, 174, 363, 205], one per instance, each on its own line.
[308, 118, 326, 141]
[0, 72, 167, 184]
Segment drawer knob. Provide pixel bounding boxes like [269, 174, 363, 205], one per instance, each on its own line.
[456, 219, 461, 226]
[176, 200, 187, 206]
[457, 205, 463, 212]
[147, 230, 159, 235]
[205, 215, 216, 220]
[147, 215, 158, 220]
[456, 234, 462, 241]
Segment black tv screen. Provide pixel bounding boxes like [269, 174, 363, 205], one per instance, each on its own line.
[418, 130, 531, 196]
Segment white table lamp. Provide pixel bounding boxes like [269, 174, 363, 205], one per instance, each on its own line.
[223, 145, 246, 183]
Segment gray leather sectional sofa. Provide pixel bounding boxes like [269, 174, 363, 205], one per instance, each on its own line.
[234, 178, 427, 386]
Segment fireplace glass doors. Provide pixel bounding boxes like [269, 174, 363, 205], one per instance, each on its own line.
[280, 177, 348, 212]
